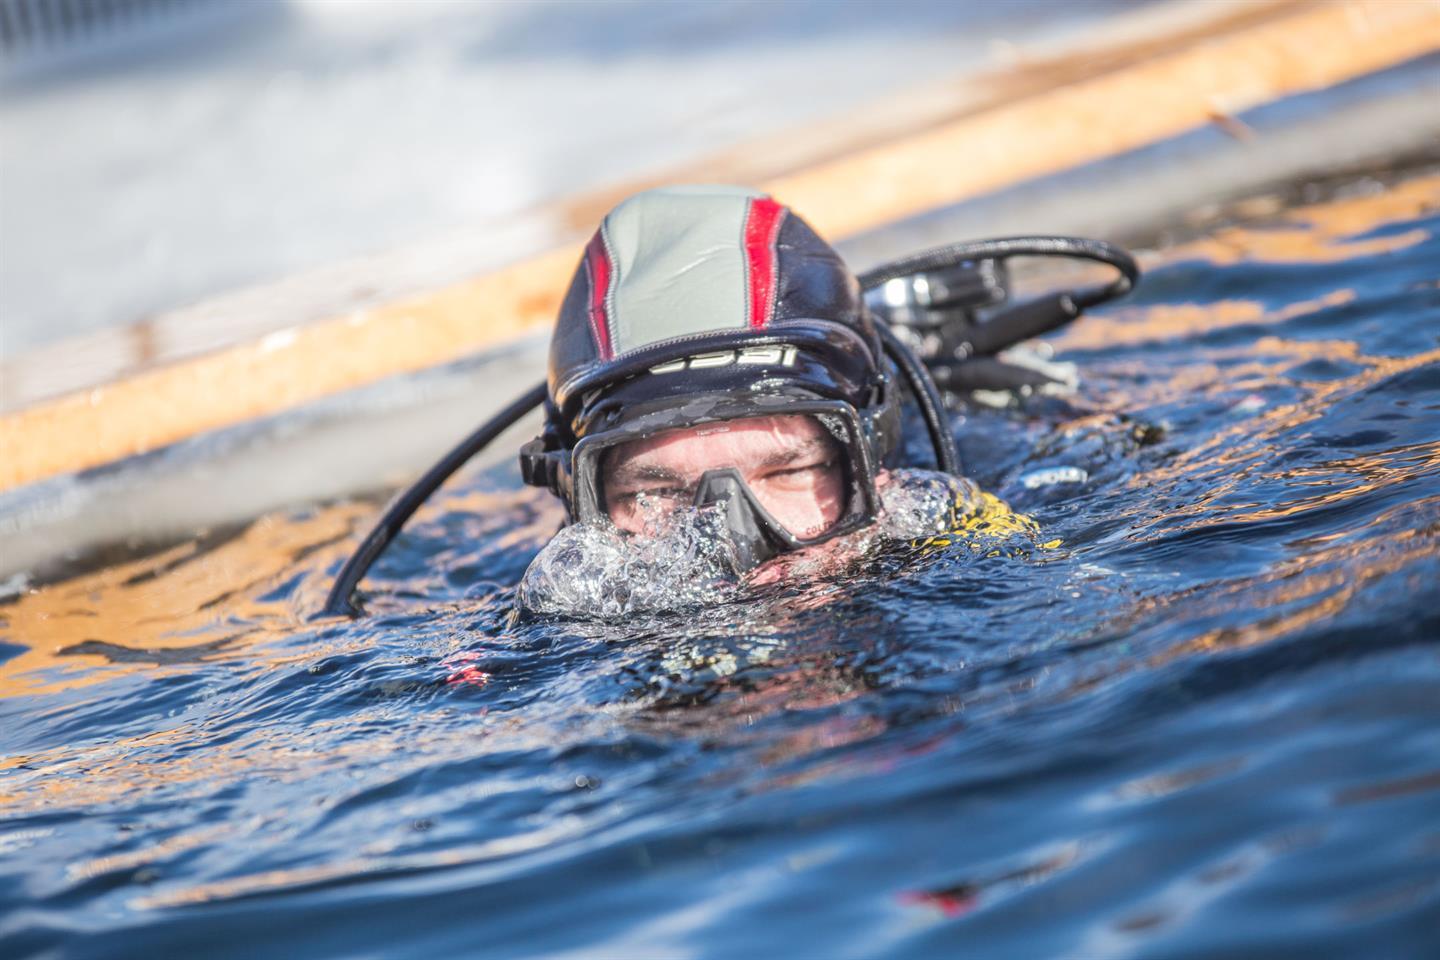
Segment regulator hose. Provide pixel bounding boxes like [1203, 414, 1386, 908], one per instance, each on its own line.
[857, 235, 1138, 307]
[874, 319, 961, 474]
[323, 381, 547, 616]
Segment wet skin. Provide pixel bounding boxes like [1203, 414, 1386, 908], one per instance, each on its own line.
[601, 414, 847, 538]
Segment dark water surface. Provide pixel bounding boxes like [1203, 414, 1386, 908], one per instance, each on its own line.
[3, 172, 1439, 959]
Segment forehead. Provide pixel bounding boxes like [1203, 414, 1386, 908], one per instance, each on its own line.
[605, 414, 832, 471]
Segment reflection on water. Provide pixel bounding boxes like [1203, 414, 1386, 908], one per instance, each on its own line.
[2, 171, 1439, 958]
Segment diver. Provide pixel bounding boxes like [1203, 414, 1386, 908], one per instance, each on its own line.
[324, 185, 1139, 615]
[519, 184, 919, 574]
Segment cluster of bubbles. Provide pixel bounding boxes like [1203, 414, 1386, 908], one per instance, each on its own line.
[516, 498, 742, 618]
[517, 469, 984, 619]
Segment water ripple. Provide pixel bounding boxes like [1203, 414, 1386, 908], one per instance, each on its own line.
[3, 171, 1439, 959]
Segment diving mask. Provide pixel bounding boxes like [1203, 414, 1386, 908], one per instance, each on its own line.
[563, 406, 884, 571]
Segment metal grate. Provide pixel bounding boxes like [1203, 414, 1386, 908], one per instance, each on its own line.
[0, 0, 207, 57]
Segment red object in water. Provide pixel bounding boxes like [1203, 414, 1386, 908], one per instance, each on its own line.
[899, 887, 979, 918]
[446, 666, 490, 687]
[442, 651, 490, 688]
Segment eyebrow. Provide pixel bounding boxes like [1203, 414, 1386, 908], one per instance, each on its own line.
[607, 462, 686, 488]
[756, 437, 832, 469]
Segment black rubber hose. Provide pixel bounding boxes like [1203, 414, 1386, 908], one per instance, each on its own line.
[857, 235, 1138, 310]
[874, 320, 961, 475]
[930, 357, 1060, 393]
[323, 381, 547, 617]
[960, 291, 1081, 358]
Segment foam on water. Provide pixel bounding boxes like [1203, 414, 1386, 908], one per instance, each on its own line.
[516, 500, 742, 618]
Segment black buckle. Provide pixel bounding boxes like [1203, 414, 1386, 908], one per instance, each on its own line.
[519, 436, 562, 491]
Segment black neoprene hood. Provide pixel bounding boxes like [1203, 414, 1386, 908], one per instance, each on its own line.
[541, 184, 892, 446]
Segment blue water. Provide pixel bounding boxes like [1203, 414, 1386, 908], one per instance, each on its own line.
[2, 171, 1439, 958]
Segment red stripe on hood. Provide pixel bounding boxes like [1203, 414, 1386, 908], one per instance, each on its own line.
[743, 197, 786, 330]
[584, 231, 615, 360]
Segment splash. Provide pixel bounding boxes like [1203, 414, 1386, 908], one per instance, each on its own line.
[878, 468, 984, 539]
[515, 499, 744, 618]
[516, 469, 1006, 618]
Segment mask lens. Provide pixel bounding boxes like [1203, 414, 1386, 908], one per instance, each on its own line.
[597, 413, 855, 540]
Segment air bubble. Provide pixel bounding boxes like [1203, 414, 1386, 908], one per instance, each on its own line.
[517, 469, 973, 619]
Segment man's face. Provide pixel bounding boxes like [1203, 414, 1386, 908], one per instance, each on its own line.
[601, 414, 845, 537]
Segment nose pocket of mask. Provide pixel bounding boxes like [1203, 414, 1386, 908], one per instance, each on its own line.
[692, 468, 798, 572]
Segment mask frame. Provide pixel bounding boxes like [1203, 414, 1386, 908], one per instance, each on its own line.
[566, 400, 881, 563]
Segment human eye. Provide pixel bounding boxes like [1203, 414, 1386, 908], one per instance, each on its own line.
[769, 457, 837, 481]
